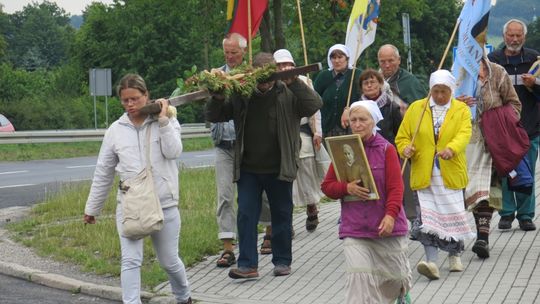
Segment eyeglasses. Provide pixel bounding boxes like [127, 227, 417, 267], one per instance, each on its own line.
[362, 80, 379, 87]
[121, 95, 144, 105]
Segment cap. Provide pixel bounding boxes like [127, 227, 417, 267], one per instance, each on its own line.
[273, 49, 295, 65]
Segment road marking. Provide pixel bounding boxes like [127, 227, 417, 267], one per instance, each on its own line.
[0, 170, 29, 175]
[70, 178, 92, 182]
[189, 165, 213, 169]
[195, 154, 214, 158]
[0, 184, 35, 189]
[66, 165, 96, 169]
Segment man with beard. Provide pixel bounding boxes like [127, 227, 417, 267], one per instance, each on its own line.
[489, 19, 540, 232]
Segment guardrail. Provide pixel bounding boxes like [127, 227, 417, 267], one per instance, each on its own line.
[0, 124, 210, 144]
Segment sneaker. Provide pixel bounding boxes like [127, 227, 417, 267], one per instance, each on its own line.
[519, 219, 537, 231]
[228, 267, 259, 279]
[448, 256, 463, 272]
[472, 240, 490, 259]
[273, 264, 291, 276]
[416, 261, 439, 280]
[498, 215, 514, 230]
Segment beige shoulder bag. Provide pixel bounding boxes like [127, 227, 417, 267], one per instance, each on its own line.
[120, 124, 164, 239]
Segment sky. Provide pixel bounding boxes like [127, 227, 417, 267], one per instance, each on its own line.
[0, 0, 115, 16]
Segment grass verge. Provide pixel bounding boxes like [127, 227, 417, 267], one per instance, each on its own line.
[0, 137, 213, 162]
[6, 167, 220, 288]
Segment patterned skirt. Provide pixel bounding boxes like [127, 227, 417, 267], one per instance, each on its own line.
[411, 165, 475, 253]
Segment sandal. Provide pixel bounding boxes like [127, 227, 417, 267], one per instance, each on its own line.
[216, 250, 236, 267]
[260, 235, 272, 255]
[306, 213, 319, 232]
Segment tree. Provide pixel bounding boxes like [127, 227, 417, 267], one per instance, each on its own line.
[73, 0, 226, 99]
[5, 1, 74, 70]
[527, 17, 540, 51]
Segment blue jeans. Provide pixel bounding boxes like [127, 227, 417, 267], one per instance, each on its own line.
[236, 170, 293, 269]
[501, 136, 539, 221]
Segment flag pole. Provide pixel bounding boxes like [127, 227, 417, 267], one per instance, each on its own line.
[400, 18, 460, 175]
[296, 0, 309, 67]
[247, 0, 252, 65]
[345, 35, 363, 109]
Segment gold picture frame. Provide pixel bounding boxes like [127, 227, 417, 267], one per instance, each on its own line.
[325, 134, 379, 200]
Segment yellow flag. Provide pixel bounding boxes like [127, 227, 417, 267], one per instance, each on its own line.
[227, 0, 235, 21]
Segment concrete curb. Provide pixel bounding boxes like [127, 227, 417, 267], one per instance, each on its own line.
[0, 260, 160, 302]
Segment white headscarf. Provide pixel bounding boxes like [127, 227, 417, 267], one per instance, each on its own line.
[349, 100, 383, 135]
[327, 44, 353, 70]
[429, 69, 456, 94]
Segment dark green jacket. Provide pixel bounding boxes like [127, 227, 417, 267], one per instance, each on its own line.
[314, 68, 361, 134]
[205, 79, 322, 182]
[392, 68, 427, 104]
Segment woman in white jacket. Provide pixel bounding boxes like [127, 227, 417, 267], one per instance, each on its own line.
[83, 74, 191, 304]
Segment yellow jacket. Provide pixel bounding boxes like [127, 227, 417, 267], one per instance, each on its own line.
[395, 98, 471, 190]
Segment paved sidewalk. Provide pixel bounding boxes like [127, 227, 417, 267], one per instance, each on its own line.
[163, 161, 540, 304]
[0, 171, 539, 303]
[160, 197, 538, 304]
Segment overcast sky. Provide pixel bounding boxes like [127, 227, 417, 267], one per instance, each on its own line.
[1, 0, 115, 15]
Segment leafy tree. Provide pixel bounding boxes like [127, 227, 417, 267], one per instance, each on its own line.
[489, 0, 538, 37]
[269, 0, 459, 80]
[5, 1, 75, 70]
[73, 0, 226, 100]
[527, 17, 540, 51]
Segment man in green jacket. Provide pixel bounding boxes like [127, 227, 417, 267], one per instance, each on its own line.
[206, 52, 322, 279]
[377, 44, 427, 108]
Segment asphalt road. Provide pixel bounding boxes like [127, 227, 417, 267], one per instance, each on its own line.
[0, 149, 216, 208]
[0, 273, 120, 304]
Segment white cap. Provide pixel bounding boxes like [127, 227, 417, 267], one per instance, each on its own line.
[273, 49, 295, 65]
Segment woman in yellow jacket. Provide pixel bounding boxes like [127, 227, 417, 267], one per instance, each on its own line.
[395, 70, 475, 280]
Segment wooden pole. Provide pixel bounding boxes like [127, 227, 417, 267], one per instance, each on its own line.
[345, 40, 362, 109]
[400, 19, 460, 175]
[296, 0, 309, 67]
[247, 0, 252, 65]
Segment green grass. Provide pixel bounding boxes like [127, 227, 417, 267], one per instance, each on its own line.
[7, 167, 220, 288]
[0, 137, 213, 162]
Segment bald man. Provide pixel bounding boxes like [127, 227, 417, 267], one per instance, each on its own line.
[377, 44, 426, 106]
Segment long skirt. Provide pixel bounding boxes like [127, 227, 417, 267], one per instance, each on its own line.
[411, 165, 475, 253]
[343, 236, 411, 304]
[465, 141, 502, 210]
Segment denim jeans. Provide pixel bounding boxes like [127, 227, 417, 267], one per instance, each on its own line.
[236, 170, 294, 268]
[501, 136, 539, 220]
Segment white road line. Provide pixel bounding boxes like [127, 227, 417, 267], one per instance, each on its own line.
[66, 165, 96, 169]
[189, 165, 213, 169]
[0, 170, 29, 175]
[195, 154, 214, 158]
[0, 184, 35, 189]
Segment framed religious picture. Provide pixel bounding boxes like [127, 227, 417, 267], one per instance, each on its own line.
[325, 134, 379, 200]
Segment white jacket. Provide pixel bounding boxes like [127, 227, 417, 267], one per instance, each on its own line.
[85, 113, 183, 216]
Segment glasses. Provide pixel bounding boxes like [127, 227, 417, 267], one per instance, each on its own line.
[362, 79, 379, 87]
[121, 95, 144, 105]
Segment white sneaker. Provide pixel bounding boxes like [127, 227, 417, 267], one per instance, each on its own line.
[449, 256, 463, 272]
[417, 261, 440, 280]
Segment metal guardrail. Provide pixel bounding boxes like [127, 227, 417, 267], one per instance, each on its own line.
[0, 124, 210, 144]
